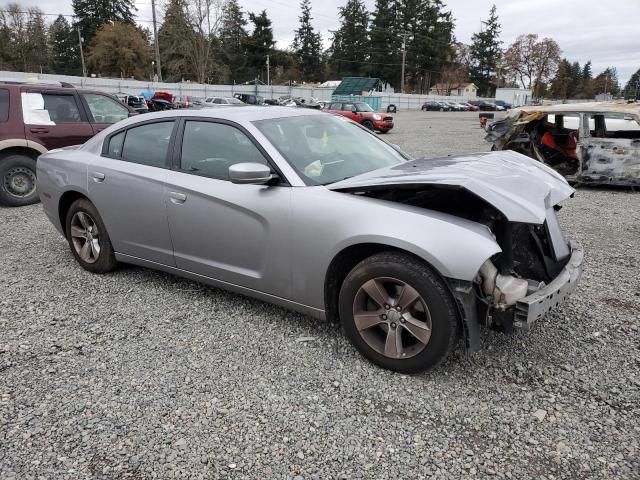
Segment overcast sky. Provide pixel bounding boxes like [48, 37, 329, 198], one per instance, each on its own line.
[19, 0, 640, 85]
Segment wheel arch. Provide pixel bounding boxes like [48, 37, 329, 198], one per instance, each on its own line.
[323, 242, 454, 323]
[58, 190, 90, 237]
[0, 144, 42, 162]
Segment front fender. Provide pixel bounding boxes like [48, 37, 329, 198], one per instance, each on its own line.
[291, 188, 502, 310]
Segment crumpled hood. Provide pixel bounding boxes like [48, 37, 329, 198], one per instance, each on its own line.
[328, 150, 575, 224]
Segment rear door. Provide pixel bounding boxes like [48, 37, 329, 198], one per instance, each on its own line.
[88, 119, 176, 265]
[79, 92, 131, 135]
[22, 88, 94, 150]
[579, 113, 640, 184]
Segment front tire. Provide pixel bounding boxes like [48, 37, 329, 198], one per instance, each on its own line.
[0, 154, 39, 207]
[65, 198, 117, 274]
[362, 120, 375, 131]
[339, 252, 459, 374]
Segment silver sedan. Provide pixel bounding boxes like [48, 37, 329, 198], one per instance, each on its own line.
[37, 107, 584, 373]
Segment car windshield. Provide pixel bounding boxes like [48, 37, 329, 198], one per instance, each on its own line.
[254, 115, 409, 185]
[355, 103, 374, 112]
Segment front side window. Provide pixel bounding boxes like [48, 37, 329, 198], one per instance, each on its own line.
[180, 121, 268, 179]
[121, 121, 174, 167]
[21, 92, 82, 125]
[0, 89, 8, 122]
[254, 115, 408, 185]
[343, 103, 355, 112]
[82, 93, 129, 124]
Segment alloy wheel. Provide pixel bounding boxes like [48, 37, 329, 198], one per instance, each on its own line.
[352, 277, 432, 359]
[70, 211, 101, 263]
[3, 166, 36, 198]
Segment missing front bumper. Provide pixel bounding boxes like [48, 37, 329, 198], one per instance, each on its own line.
[513, 240, 584, 329]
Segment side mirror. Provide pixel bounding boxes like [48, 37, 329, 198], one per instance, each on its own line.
[229, 162, 273, 185]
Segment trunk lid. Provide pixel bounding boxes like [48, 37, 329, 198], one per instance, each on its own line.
[327, 151, 574, 224]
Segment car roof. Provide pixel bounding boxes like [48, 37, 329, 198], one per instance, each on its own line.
[126, 106, 326, 125]
[516, 102, 640, 116]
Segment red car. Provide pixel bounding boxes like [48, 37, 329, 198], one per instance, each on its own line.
[324, 101, 393, 133]
[0, 81, 134, 206]
[464, 102, 479, 112]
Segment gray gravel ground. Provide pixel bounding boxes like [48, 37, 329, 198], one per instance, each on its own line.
[1, 111, 639, 479]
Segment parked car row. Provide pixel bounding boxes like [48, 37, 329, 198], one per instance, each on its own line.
[421, 99, 513, 112]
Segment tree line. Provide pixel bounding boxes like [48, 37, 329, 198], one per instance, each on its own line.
[0, 0, 638, 99]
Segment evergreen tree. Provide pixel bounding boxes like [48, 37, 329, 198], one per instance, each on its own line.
[469, 4, 502, 96]
[48, 15, 81, 75]
[218, 0, 249, 83]
[367, 0, 399, 85]
[567, 61, 581, 98]
[72, 0, 136, 47]
[549, 58, 571, 99]
[158, 0, 195, 82]
[25, 8, 47, 72]
[410, 0, 455, 93]
[246, 10, 274, 82]
[292, 0, 323, 82]
[624, 67, 640, 99]
[329, 0, 369, 78]
[593, 67, 620, 96]
[576, 60, 593, 98]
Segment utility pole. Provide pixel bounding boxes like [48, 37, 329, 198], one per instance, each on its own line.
[77, 27, 87, 78]
[151, 0, 162, 82]
[266, 54, 270, 86]
[399, 32, 410, 94]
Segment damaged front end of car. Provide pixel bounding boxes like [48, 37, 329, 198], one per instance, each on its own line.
[329, 152, 585, 352]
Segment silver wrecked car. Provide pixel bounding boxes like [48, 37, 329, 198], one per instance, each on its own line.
[37, 107, 584, 373]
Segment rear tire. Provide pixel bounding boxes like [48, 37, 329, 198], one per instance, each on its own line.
[0, 154, 39, 207]
[339, 252, 459, 374]
[65, 198, 117, 274]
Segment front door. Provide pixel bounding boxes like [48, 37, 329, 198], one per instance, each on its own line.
[88, 120, 176, 266]
[22, 89, 94, 150]
[165, 119, 292, 297]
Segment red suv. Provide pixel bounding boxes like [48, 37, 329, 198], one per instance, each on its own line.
[324, 101, 393, 133]
[0, 81, 134, 206]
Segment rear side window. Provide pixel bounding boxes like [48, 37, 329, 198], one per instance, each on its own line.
[0, 89, 8, 122]
[107, 131, 125, 158]
[121, 121, 174, 168]
[21, 92, 82, 125]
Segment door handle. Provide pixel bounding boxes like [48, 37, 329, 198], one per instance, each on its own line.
[30, 127, 49, 133]
[91, 172, 105, 182]
[169, 191, 187, 204]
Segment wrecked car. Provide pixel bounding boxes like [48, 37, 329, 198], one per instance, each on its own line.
[37, 107, 583, 374]
[486, 102, 640, 186]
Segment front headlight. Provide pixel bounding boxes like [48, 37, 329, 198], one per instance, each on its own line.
[372, 114, 381, 120]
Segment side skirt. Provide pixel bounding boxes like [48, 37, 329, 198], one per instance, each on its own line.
[115, 253, 326, 321]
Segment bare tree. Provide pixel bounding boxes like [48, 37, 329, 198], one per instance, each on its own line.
[184, 0, 225, 83]
[503, 34, 561, 98]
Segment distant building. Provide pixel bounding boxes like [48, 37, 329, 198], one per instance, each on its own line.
[496, 88, 532, 106]
[429, 82, 477, 98]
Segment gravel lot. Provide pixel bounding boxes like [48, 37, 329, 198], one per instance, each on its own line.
[1, 111, 639, 479]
